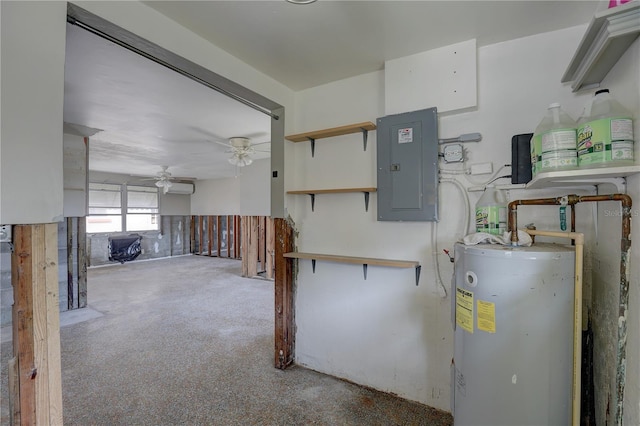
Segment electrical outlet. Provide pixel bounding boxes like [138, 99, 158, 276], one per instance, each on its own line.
[470, 162, 493, 175]
[0, 225, 11, 243]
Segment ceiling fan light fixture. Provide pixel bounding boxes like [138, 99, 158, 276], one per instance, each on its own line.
[155, 179, 172, 194]
[228, 155, 253, 167]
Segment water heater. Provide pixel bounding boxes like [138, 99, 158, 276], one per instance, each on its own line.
[452, 243, 575, 425]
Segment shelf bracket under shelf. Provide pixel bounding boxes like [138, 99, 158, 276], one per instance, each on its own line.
[306, 137, 316, 157]
[415, 265, 421, 286]
[311, 259, 316, 273]
[363, 191, 370, 212]
[309, 194, 316, 211]
[360, 128, 369, 152]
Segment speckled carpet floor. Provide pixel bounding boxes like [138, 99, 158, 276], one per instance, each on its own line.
[1, 255, 452, 425]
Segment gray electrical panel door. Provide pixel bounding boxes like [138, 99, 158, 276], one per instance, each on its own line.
[376, 107, 438, 221]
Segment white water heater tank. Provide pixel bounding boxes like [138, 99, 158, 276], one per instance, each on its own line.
[452, 243, 575, 425]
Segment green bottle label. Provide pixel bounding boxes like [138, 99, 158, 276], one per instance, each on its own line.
[577, 117, 634, 166]
[475, 206, 507, 235]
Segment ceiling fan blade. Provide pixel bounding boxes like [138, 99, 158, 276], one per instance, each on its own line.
[210, 139, 231, 148]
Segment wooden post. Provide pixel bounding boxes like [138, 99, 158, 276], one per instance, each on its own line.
[234, 216, 241, 259]
[77, 217, 87, 308]
[66, 218, 74, 310]
[266, 217, 275, 280]
[198, 216, 204, 255]
[274, 218, 295, 369]
[241, 216, 249, 276]
[227, 215, 232, 258]
[217, 216, 222, 258]
[11, 224, 63, 424]
[207, 216, 213, 256]
[190, 216, 196, 254]
[258, 217, 266, 273]
[248, 216, 259, 277]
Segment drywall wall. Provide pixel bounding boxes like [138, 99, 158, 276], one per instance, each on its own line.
[0, 1, 67, 224]
[191, 178, 241, 215]
[239, 158, 271, 216]
[191, 158, 270, 216]
[593, 35, 640, 426]
[160, 193, 190, 216]
[291, 25, 610, 412]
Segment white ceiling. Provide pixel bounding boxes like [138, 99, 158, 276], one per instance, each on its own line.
[64, 0, 601, 182]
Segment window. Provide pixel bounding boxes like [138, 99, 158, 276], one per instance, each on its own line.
[126, 186, 159, 231]
[87, 183, 122, 233]
[86, 183, 159, 233]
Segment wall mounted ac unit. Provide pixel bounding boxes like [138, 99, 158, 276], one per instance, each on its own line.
[166, 182, 195, 195]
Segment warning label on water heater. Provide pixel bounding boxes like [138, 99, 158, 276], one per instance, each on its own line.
[456, 288, 474, 334]
[477, 300, 496, 333]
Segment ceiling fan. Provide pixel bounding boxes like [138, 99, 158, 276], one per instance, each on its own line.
[212, 136, 271, 168]
[142, 166, 182, 194]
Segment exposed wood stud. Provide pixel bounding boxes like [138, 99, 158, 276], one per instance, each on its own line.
[266, 217, 275, 279]
[241, 216, 249, 276]
[66, 218, 74, 310]
[190, 216, 196, 254]
[274, 218, 295, 369]
[258, 216, 266, 272]
[12, 224, 63, 425]
[198, 216, 204, 255]
[227, 215, 232, 258]
[208, 216, 213, 257]
[217, 216, 222, 257]
[248, 216, 259, 277]
[77, 217, 87, 308]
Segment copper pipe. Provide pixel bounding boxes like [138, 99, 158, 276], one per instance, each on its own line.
[507, 193, 632, 424]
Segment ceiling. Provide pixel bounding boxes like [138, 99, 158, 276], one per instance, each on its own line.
[64, 0, 601, 182]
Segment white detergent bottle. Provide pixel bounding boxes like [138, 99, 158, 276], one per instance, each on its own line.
[577, 89, 634, 168]
[531, 103, 578, 175]
[475, 185, 507, 235]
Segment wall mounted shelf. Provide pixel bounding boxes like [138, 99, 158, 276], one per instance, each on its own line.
[283, 252, 421, 285]
[467, 165, 640, 193]
[525, 165, 640, 191]
[287, 187, 376, 211]
[562, 1, 640, 92]
[285, 121, 376, 157]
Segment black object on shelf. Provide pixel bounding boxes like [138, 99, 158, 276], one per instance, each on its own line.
[511, 133, 533, 184]
[108, 234, 142, 263]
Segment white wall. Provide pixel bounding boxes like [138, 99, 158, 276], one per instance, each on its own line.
[290, 24, 638, 414]
[159, 193, 190, 216]
[239, 158, 271, 216]
[191, 178, 241, 215]
[0, 1, 67, 225]
[191, 158, 270, 216]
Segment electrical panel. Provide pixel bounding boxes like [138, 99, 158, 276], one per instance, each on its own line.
[376, 107, 439, 221]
